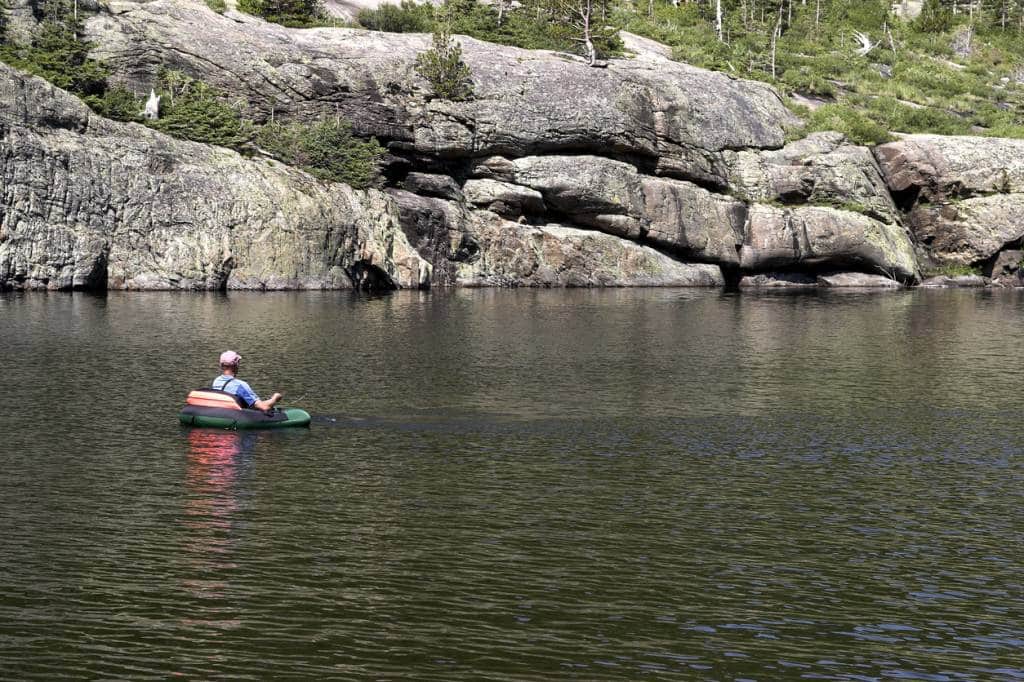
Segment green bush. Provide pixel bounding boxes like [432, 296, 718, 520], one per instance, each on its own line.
[357, 0, 434, 32]
[415, 27, 474, 101]
[148, 70, 252, 149]
[781, 67, 836, 97]
[206, 0, 227, 13]
[237, 0, 329, 27]
[88, 86, 143, 121]
[0, 9, 108, 98]
[804, 104, 892, 145]
[255, 118, 384, 189]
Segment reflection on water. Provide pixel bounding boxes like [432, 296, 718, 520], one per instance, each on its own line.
[1, 289, 1024, 680]
[181, 429, 257, 613]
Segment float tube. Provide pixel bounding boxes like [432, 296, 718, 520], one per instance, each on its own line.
[179, 389, 311, 429]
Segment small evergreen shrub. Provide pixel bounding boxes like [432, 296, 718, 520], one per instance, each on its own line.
[90, 86, 143, 121]
[357, 0, 434, 33]
[148, 70, 252, 149]
[206, 0, 227, 13]
[415, 27, 473, 101]
[916, 0, 954, 34]
[255, 118, 385, 189]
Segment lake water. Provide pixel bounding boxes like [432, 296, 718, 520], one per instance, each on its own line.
[2, 289, 1023, 680]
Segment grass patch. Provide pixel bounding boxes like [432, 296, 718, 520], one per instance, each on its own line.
[923, 263, 984, 277]
[617, 0, 1024, 142]
[803, 104, 893, 145]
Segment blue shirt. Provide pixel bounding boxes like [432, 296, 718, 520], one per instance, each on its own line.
[213, 374, 259, 407]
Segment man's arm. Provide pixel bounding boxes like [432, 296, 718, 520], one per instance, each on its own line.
[254, 393, 282, 411]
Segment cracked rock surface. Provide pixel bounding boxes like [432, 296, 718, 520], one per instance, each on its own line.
[875, 135, 1024, 269]
[6, 2, 1023, 289]
[0, 64, 431, 290]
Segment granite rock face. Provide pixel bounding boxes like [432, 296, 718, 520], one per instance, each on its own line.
[85, 0, 796, 185]
[387, 190, 724, 287]
[78, 1, 935, 287]
[727, 132, 900, 225]
[0, 64, 431, 290]
[11, 2, 1024, 289]
[740, 205, 918, 282]
[875, 135, 1024, 268]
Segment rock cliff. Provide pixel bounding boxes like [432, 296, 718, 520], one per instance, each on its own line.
[0, 63, 431, 290]
[1, 0, 1021, 290]
[875, 135, 1024, 278]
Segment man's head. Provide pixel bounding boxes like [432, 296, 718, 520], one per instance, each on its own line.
[219, 350, 242, 372]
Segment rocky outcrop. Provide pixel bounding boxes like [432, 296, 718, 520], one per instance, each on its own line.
[816, 272, 903, 288]
[989, 249, 1023, 286]
[727, 132, 900, 225]
[875, 135, 1024, 269]
[71, 0, 930, 288]
[86, 0, 796, 188]
[466, 154, 746, 263]
[388, 190, 723, 287]
[0, 63, 430, 290]
[740, 205, 918, 281]
[11, 1, 1024, 290]
[453, 213, 725, 288]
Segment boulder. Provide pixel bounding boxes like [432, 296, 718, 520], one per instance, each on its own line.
[507, 156, 646, 239]
[740, 205, 919, 282]
[988, 249, 1023, 285]
[462, 179, 546, 218]
[738, 272, 819, 288]
[817, 272, 902, 288]
[640, 177, 745, 264]
[905, 194, 1024, 265]
[727, 132, 900, 225]
[874, 135, 1024, 200]
[918, 275, 987, 287]
[0, 64, 430, 290]
[874, 135, 1024, 267]
[402, 172, 463, 201]
[453, 213, 725, 288]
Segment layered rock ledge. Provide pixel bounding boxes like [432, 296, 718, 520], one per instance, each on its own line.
[2, 1, 1022, 290]
[875, 135, 1024, 282]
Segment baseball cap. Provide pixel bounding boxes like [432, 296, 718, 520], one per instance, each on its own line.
[219, 350, 242, 365]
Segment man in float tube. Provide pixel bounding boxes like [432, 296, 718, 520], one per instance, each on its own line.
[213, 350, 282, 412]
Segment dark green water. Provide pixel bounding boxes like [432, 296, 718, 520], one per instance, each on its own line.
[2, 289, 1023, 680]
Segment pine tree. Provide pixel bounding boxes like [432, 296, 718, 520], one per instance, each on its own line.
[415, 27, 474, 101]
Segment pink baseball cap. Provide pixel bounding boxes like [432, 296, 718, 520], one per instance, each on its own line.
[219, 350, 242, 365]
